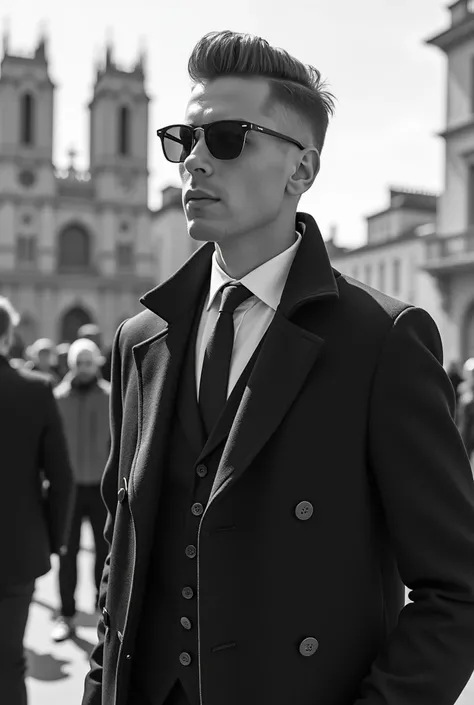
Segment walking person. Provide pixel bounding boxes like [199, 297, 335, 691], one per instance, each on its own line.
[0, 296, 75, 705]
[51, 338, 111, 642]
[82, 32, 474, 705]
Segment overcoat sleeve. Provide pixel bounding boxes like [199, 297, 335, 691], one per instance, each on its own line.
[82, 320, 127, 705]
[39, 380, 76, 555]
[354, 306, 474, 705]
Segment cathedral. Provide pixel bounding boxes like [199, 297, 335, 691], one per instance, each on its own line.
[0, 32, 156, 350]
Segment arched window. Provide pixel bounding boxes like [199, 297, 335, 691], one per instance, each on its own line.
[20, 93, 35, 146]
[60, 307, 93, 344]
[57, 224, 91, 270]
[118, 106, 130, 156]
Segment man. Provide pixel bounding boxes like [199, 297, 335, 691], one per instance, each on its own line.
[78, 323, 112, 383]
[52, 339, 110, 642]
[0, 296, 75, 705]
[82, 31, 474, 705]
[25, 337, 61, 386]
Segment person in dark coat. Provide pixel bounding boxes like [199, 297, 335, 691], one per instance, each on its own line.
[82, 32, 474, 705]
[0, 296, 75, 705]
[51, 339, 111, 642]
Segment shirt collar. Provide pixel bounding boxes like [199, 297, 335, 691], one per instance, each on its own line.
[207, 231, 303, 312]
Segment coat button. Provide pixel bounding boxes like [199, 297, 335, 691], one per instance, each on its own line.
[196, 464, 208, 477]
[295, 501, 313, 521]
[182, 586, 194, 600]
[185, 545, 197, 559]
[180, 617, 192, 630]
[179, 651, 192, 666]
[299, 637, 319, 656]
[191, 503, 204, 516]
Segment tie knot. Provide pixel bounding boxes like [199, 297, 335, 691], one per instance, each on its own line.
[219, 284, 253, 314]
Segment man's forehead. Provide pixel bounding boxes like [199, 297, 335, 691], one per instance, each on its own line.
[184, 76, 272, 124]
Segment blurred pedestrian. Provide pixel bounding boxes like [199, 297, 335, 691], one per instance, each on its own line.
[78, 323, 112, 382]
[55, 342, 71, 382]
[51, 338, 111, 642]
[25, 338, 61, 387]
[458, 358, 474, 474]
[0, 296, 75, 705]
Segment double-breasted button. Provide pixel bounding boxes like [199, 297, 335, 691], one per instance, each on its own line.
[182, 586, 194, 600]
[180, 617, 192, 630]
[191, 503, 204, 516]
[196, 464, 208, 477]
[295, 501, 313, 521]
[299, 637, 319, 656]
[185, 544, 197, 559]
[179, 651, 192, 666]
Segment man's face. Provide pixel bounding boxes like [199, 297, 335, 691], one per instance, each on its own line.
[74, 350, 99, 382]
[179, 76, 309, 244]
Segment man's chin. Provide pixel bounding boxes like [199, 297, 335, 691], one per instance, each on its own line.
[186, 219, 219, 243]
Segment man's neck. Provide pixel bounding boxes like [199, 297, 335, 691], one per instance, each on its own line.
[214, 224, 297, 280]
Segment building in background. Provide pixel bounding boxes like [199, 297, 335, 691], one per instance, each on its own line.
[423, 0, 474, 364]
[0, 33, 155, 350]
[151, 185, 201, 283]
[328, 188, 448, 339]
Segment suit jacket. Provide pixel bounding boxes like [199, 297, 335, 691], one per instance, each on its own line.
[82, 212, 474, 705]
[0, 355, 76, 584]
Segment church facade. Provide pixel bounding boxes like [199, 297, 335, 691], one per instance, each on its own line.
[0, 34, 155, 350]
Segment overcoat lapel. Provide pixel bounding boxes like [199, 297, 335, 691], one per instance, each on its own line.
[137, 212, 340, 514]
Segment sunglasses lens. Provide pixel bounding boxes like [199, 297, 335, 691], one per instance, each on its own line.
[207, 122, 245, 160]
[162, 125, 193, 163]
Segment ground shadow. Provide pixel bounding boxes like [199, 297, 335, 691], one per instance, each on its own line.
[25, 648, 70, 681]
[71, 633, 96, 657]
[75, 609, 100, 629]
[32, 595, 56, 614]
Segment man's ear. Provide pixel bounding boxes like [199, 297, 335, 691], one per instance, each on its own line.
[286, 147, 320, 197]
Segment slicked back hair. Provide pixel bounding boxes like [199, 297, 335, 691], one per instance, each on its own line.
[188, 31, 336, 154]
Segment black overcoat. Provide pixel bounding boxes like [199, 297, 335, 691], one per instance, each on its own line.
[82, 213, 474, 705]
[0, 356, 76, 584]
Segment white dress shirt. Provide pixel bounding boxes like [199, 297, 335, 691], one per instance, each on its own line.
[195, 231, 302, 399]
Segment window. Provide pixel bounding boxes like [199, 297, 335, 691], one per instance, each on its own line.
[57, 224, 91, 270]
[16, 235, 37, 265]
[364, 263, 372, 286]
[393, 258, 401, 294]
[118, 106, 130, 156]
[378, 261, 386, 291]
[20, 93, 35, 146]
[117, 242, 134, 270]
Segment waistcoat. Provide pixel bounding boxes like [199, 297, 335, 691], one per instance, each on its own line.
[130, 287, 265, 705]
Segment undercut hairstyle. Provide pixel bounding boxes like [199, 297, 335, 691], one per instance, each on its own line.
[188, 31, 336, 153]
[0, 296, 20, 339]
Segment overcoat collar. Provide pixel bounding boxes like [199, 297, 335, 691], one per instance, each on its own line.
[131, 212, 340, 516]
[140, 212, 339, 323]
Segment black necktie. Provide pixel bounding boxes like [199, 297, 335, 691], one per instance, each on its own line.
[199, 283, 253, 435]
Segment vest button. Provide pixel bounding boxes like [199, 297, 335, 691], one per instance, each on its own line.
[191, 503, 204, 516]
[299, 637, 319, 656]
[182, 586, 194, 600]
[179, 651, 192, 666]
[185, 544, 197, 559]
[117, 487, 126, 503]
[180, 617, 192, 630]
[196, 464, 208, 477]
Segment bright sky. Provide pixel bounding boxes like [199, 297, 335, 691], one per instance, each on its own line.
[2, 0, 448, 248]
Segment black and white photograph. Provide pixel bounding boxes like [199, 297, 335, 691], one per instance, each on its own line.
[1, 1, 474, 704]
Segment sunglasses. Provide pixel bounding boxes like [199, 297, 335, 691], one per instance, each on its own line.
[156, 119, 306, 163]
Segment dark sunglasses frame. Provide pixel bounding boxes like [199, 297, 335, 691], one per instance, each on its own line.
[156, 119, 306, 163]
